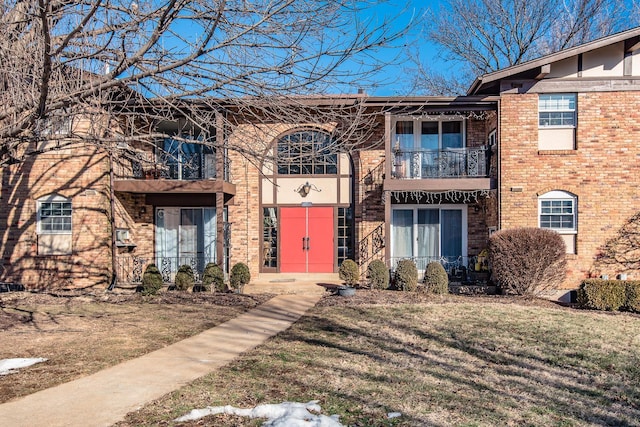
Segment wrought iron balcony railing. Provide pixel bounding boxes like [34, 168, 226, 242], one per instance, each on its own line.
[115, 150, 231, 182]
[391, 147, 488, 179]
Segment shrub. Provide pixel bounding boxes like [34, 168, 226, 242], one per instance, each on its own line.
[141, 264, 163, 295]
[366, 259, 389, 290]
[577, 279, 627, 311]
[394, 259, 418, 292]
[424, 262, 449, 294]
[339, 259, 360, 287]
[489, 227, 566, 296]
[626, 281, 640, 313]
[202, 262, 225, 292]
[174, 264, 195, 291]
[230, 262, 251, 292]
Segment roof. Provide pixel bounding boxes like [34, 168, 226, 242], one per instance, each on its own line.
[467, 26, 640, 95]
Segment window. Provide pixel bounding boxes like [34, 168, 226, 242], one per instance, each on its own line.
[277, 130, 337, 175]
[337, 207, 353, 266]
[539, 190, 577, 253]
[539, 94, 576, 127]
[38, 195, 72, 234]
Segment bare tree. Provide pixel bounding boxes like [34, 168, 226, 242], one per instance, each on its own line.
[409, 0, 636, 95]
[0, 0, 405, 166]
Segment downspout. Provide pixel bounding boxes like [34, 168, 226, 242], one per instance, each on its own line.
[496, 98, 501, 231]
[108, 148, 117, 291]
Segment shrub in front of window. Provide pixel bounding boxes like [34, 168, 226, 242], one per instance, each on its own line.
[366, 259, 389, 290]
[141, 264, 163, 296]
[394, 259, 418, 292]
[202, 262, 225, 292]
[489, 227, 566, 296]
[577, 279, 628, 311]
[230, 262, 251, 293]
[174, 265, 195, 291]
[338, 259, 359, 287]
[424, 261, 449, 294]
[625, 282, 640, 313]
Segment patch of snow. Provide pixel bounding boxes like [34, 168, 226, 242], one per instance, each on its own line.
[0, 358, 47, 375]
[387, 412, 402, 419]
[175, 400, 344, 426]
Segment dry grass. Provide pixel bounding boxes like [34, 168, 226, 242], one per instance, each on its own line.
[116, 292, 640, 427]
[0, 290, 272, 403]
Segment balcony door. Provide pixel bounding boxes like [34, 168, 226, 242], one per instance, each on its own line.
[280, 207, 334, 273]
[391, 206, 467, 270]
[161, 138, 216, 180]
[394, 119, 464, 178]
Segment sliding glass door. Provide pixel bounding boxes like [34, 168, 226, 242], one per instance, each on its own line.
[391, 206, 466, 270]
[156, 207, 216, 280]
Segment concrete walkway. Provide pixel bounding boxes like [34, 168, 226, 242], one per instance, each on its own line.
[0, 293, 323, 427]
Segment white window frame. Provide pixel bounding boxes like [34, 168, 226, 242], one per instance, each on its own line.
[392, 116, 466, 151]
[538, 190, 577, 254]
[538, 94, 576, 128]
[37, 194, 72, 235]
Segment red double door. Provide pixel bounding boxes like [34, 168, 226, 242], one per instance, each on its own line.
[279, 207, 334, 273]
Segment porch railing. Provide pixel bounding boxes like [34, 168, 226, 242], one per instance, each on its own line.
[116, 255, 215, 284]
[389, 256, 470, 276]
[392, 147, 488, 179]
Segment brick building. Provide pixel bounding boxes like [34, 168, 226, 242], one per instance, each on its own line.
[2, 27, 640, 296]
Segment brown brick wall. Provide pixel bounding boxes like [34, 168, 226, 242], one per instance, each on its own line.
[499, 91, 640, 287]
[0, 146, 112, 289]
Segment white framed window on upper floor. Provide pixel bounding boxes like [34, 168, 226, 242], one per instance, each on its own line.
[538, 190, 577, 254]
[37, 194, 73, 255]
[538, 94, 576, 150]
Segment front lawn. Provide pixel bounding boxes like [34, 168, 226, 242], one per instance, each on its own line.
[119, 293, 640, 426]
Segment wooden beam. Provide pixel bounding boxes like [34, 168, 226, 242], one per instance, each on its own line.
[535, 64, 551, 80]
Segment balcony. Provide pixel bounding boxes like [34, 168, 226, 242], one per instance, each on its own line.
[384, 147, 493, 192]
[113, 149, 235, 196]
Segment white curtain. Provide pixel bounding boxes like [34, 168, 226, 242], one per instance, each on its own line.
[204, 208, 216, 262]
[392, 210, 413, 258]
[417, 209, 439, 266]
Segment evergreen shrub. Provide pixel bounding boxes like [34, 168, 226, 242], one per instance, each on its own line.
[339, 259, 360, 287]
[230, 262, 251, 292]
[424, 261, 449, 294]
[174, 264, 195, 291]
[141, 264, 163, 295]
[366, 259, 389, 290]
[578, 279, 640, 313]
[202, 262, 225, 292]
[394, 259, 418, 292]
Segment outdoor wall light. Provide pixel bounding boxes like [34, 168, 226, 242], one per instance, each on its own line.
[294, 181, 321, 198]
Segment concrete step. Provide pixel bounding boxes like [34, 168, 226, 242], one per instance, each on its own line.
[244, 273, 342, 295]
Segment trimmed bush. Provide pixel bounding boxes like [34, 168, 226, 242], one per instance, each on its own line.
[141, 264, 163, 296]
[394, 259, 418, 292]
[174, 264, 195, 291]
[202, 262, 225, 292]
[489, 227, 566, 296]
[626, 281, 640, 313]
[577, 279, 627, 311]
[339, 259, 360, 287]
[366, 259, 389, 290]
[424, 262, 449, 294]
[230, 262, 251, 293]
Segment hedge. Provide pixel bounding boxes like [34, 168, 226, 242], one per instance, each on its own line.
[577, 279, 640, 312]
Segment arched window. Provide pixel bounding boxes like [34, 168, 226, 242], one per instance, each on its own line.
[276, 130, 337, 175]
[538, 190, 577, 253]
